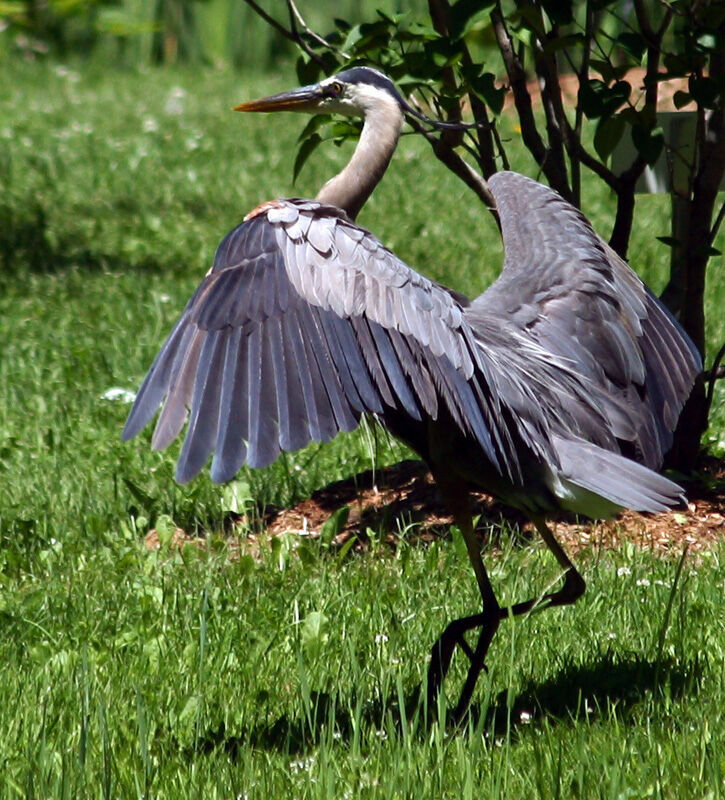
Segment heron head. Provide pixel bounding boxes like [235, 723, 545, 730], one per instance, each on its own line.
[235, 66, 480, 132]
[235, 67, 403, 119]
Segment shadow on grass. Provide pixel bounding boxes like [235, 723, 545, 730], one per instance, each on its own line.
[190, 652, 703, 758]
[479, 651, 704, 736]
[0, 200, 176, 277]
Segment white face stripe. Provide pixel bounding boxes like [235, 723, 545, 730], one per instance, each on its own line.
[318, 78, 402, 117]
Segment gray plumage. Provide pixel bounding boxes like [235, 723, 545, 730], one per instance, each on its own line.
[122, 68, 701, 720]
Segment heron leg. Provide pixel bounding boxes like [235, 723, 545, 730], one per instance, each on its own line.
[502, 515, 586, 618]
[427, 479, 501, 716]
[426, 500, 586, 721]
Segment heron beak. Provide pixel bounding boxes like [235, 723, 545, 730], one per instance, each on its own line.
[234, 84, 322, 114]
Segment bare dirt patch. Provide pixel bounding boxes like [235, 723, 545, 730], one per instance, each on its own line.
[146, 457, 725, 558]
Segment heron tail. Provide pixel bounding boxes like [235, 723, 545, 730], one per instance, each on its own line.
[551, 435, 686, 516]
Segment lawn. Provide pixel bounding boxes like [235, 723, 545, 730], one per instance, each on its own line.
[0, 61, 724, 799]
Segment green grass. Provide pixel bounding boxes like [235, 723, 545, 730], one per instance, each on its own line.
[0, 61, 724, 798]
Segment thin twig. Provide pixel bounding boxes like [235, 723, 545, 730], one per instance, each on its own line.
[286, 0, 350, 60]
[242, 0, 298, 47]
[705, 341, 725, 416]
[709, 199, 725, 245]
[430, 0, 499, 176]
[240, 0, 330, 68]
[530, 9, 573, 201]
[571, 0, 595, 207]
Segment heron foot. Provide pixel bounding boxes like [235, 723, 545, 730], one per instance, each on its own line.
[426, 610, 500, 723]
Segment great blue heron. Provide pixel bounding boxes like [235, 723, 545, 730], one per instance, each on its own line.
[123, 67, 701, 720]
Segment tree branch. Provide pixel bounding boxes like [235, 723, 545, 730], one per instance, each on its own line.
[407, 116, 496, 210]
[530, 10, 572, 201]
[491, 6, 552, 180]
[428, 0, 498, 176]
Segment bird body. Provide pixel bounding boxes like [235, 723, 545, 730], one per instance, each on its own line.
[123, 67, 701, 720]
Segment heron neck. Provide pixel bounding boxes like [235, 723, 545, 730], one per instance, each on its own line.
[315, 100, 403, 221]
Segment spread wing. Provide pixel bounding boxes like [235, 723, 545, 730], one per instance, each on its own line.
[123, 199, 514, 484]
[469, 171, 701, 469]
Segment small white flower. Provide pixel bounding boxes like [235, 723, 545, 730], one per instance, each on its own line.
[519, 709, 533, 724]
[142, 116, 159, 133]
[617, 567, 632, 576]
[375, 633, 389, 644]
[636, 578, 651, 587]
[100, 387, 136, 403]
[165, 87, 186, 115]
[607, 632, 617, 639]
[289, 756, 315, 773]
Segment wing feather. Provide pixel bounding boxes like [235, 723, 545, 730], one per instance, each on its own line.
[176, 329, 226, 482]
[125, 197, 570, 488]
[151, 327, 203, 451]
[210, 326, 248, 483]
[471, 171, 700, 470]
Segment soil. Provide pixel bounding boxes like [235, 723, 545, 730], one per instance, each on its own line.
[503, 66, 696, 113]
[146, 457, 725, 558]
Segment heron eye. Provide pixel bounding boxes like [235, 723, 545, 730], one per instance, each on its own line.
[326, 81, 343, 98]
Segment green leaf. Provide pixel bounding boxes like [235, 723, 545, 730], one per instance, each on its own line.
[123, 478, 156, 514]
[293, 133, 322, 183]
[296, 114, 333, 143]
[673, 90, 692, 109]
[348, 20, 394, 55]
[395, 52, 441, 81]
[320, 505, 350, 547]
[220, 479, 253, 515]
[579, 79, 630, 119]
[689, 76, 719, 109]
[656, 236, 679, 249]
[449, 0, 495, 40]
[301, 610, 329, 657]
[154, 514, 175, 548]
[541, 0, 573, 24]
[336, 534, 358, 563]
[341, 24, 363, 52]
[589, 59, 630, 83]
[616, 31, 647, 62]
[632, 124, 665, 166]
[696, 33, 717, 51]
[295, 56, 323, 87]
[424, 38, 463, 68]
[594, 114, 625, 161]
[178, 695, 200, 729]
[541, 33, 584, 56]
[468, 71, 506, 115]
[331, 120, 362, 141]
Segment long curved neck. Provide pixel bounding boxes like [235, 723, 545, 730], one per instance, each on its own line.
[315, 97, 403, 221]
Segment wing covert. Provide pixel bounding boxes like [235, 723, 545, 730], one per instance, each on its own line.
[123, 200, 512, 484]
[470, 171, 701, 469]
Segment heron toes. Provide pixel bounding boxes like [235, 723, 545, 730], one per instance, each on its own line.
[426, 611, 500, 720]
[560, 567, 586, 604]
